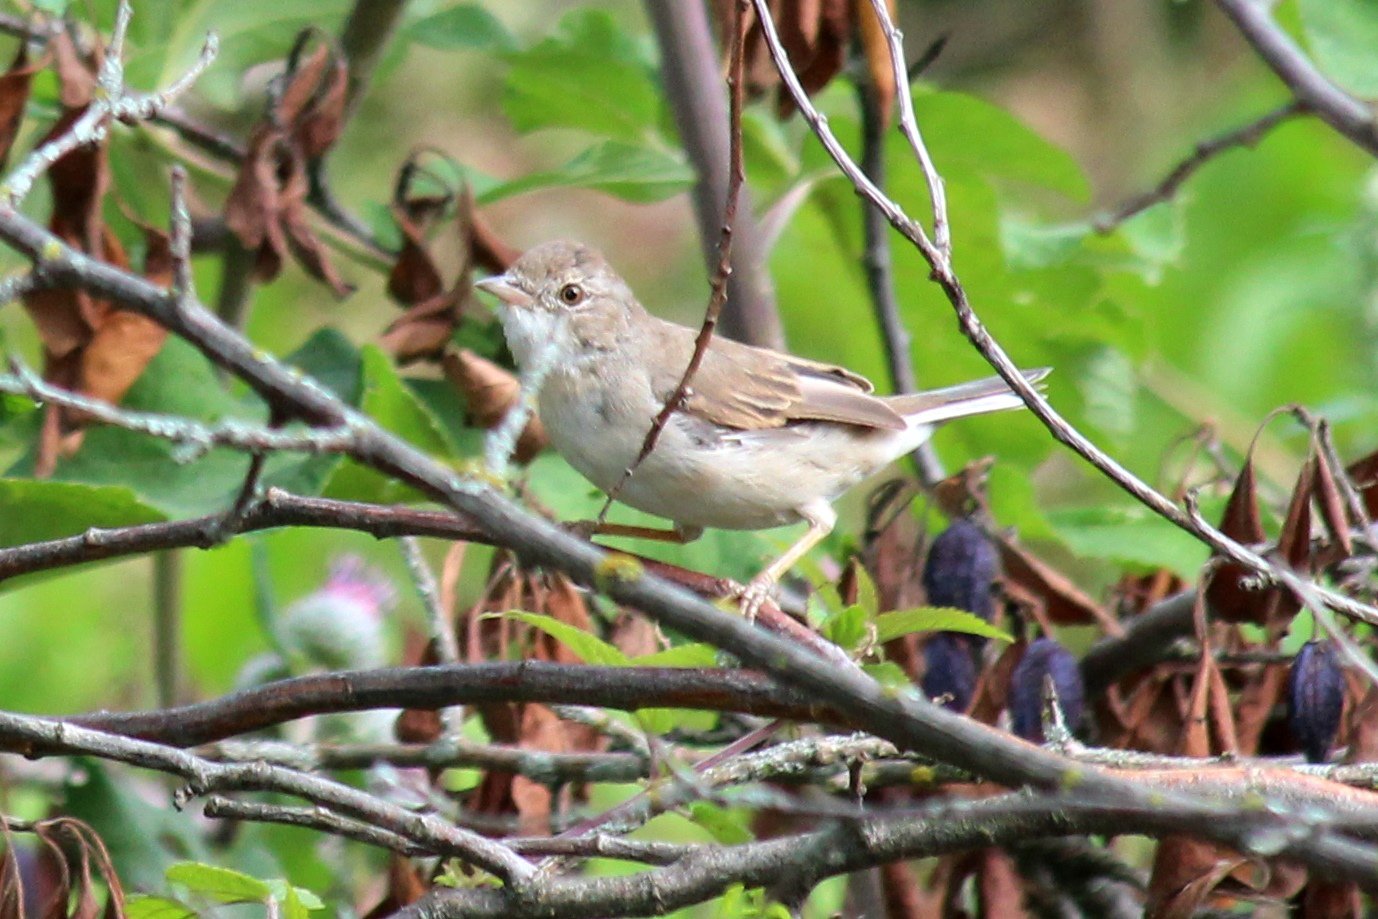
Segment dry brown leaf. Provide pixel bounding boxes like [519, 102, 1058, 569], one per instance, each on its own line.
[362, 855, 428, 918]
[1313, 445, 1354, 558]
[1205, 458, 1268, 624]
[0, 45, 42, 170]
[222, 35, 352, 297]
[1299, 879, 1362, 918]
[441, 348, 549, 463]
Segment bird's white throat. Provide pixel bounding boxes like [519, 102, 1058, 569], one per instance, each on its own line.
[499, 305, 576, 373]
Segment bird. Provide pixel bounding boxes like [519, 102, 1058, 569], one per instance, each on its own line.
[476, 241, 1046, 615]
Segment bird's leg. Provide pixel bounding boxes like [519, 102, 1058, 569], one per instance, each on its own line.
[739, 501, 837, 620]
[568, 521, 704, 544]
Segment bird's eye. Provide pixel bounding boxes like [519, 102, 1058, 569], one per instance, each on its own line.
[558, 283, 584, 305]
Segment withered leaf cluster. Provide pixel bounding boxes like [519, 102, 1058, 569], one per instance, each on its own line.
[717, 0, 899, 121]
[377, 154, 545, 462]
[9, 36, 169, 475]
[223, 34, 353, 297]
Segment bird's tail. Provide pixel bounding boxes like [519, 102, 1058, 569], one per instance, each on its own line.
[886, 367, 1049, 427]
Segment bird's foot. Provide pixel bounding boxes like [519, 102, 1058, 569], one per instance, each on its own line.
[563, 519, 599, 542]
[733, 575, 778, 622]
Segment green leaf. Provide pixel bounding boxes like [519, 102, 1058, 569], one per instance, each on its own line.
[874, 608, 1012, 643]
[406, 4, 517, 52]
[1047, 504, 1209, 577]
[0, 480, 165, 550]
[852, 566, 879, 617]
[1299, 0, 1378, 96]
[125, 896, 197, 919]
[917, 90, 1089, 200]
[266, 880, 324, 916]
[824, 604, 870, 650]
[167, 861, 272, 904]
[689, 802, 754, 845]
[478, 141, 693, 204]
[323, 346, 452, 502]
[632, 643, 719, 667]
[502, 9, 659, 142]
[862, 661, 913, 688]
[498, 611, 629, 666]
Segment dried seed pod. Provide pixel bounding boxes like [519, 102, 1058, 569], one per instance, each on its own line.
[923, 519, 999, 620]
[1288, 640, 1345, 763]
[1009, 638, 1084, 743]
[920, 632, 978, 712]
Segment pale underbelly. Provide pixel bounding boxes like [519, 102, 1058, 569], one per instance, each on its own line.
[542, 390, 916, 530]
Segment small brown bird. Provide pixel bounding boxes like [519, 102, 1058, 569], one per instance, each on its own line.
[477, 241, 1045, 613]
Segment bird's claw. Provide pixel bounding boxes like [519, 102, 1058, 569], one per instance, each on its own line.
[563, 519, 599, 541]
[733, 576, 777, 622]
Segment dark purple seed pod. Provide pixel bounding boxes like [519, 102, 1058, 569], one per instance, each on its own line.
[1288, 640, 1346, 764]
[1009, 638, 1084, 743]
[921, 632, 978, 712]
[923, 519, 999, 621]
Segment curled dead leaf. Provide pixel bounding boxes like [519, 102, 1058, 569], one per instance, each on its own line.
[441, 348, 548, 463]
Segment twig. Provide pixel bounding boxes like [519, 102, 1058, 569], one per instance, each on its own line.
[855, 67, 944, 486]
[199, 737, 647, 784]
[68, 664, 834, 747]
[643, 0, 782, 348]
[1215, 0, 1378, 158]
[595, 0, 748, 524]
[1, 1, 217, 207]
[0, 365, 359, 462]
[1094, 100, 1307, 232]
[398, 536, 464, 737]
[0, 710, 534, 884]
[152, 553, 183, 708]
[205, 796, 426, 856]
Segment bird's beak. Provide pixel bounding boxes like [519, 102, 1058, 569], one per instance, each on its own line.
[475, 273, 533, 308]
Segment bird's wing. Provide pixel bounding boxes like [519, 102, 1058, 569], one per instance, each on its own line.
[655, 328, 906, 432]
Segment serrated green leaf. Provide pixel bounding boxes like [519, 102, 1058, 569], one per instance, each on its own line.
[874, 608, 1011, 643]
[406, 4, 516, 52]
[1047, 504, 1209, 577]
[125, 896, 197, 919]
[1299, 0, 1378, 96]
[167, 861, 271, 904]
[499, 611, 629, 666]
[478, 141, 693, 204]
[824, 604, 870, 650]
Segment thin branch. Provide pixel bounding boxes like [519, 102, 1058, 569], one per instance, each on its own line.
[204, 796, 427, 856]
[405, 790, 1378, 918]
[1094, 100, 1307, 232]
[1, 2, 218, 206]
[596, 0, 748, 523]
[643, 0, 782, 348]
[0, 710, 534, 884]
[66, 664, 833, 747]
[1215, 0, 1378, 158]
[199, 737, 647, 784]
[855, 67, 944, 486]
[0, 365, 358, 462]
[398, 536, 464, 737]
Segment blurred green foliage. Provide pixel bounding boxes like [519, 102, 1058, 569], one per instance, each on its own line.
[0, 0, 1376, 913]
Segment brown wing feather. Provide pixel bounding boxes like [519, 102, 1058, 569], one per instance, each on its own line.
[651, 323, 904, 432]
